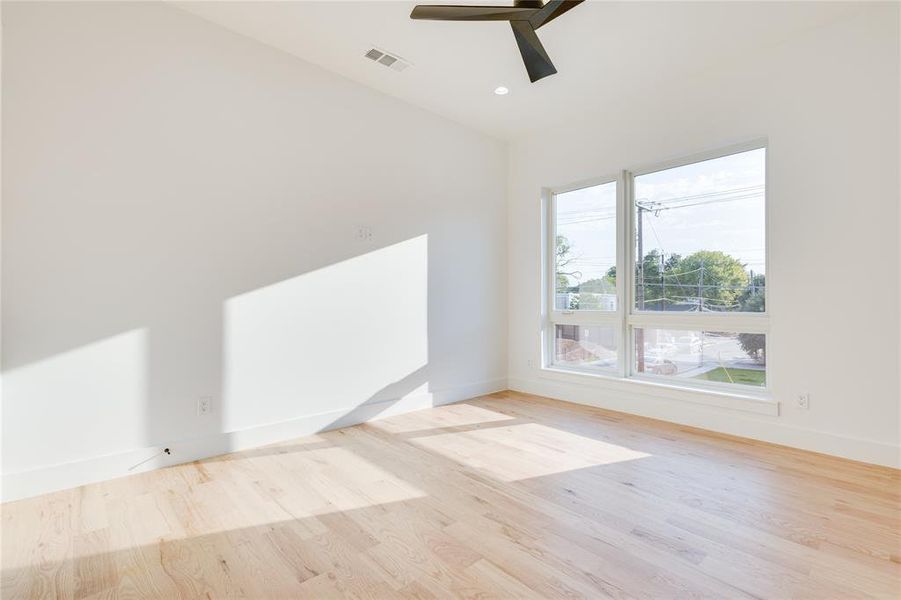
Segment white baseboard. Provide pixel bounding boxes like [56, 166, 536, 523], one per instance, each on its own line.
[508, 376, 901, 470]
[1, 378, 506, 502]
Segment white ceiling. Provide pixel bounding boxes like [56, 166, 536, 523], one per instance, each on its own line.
[173, 1, 865, 141]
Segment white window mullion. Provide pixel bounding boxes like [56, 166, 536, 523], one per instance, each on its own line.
[617, 170, 631, 378]
[627, 312, 769, 334]
[542, 187, 555, 369]
[550, 311, 620, 326]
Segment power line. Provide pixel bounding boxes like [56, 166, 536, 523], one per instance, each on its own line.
[559, 187, 764, 227]
[654, 193, 763, 212]
[636, 184, 763, 206]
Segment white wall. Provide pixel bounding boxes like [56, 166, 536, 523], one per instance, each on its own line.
[898, 3, 901, 467]
[3, 2, 898, 503]
[1, 1, 507, 500]
[507, 4, 901, 467]
[0, 0, 5, 502]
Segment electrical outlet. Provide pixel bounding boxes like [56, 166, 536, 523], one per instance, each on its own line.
[356, 226, 373, 242]
[527, 359, 534, 368]
[797, 393, 810, 410]
[197, 396, 212, 416]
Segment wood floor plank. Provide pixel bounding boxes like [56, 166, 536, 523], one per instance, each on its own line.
[2, 391, 899, 598]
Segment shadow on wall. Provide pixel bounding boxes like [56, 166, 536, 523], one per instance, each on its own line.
[1, 234, 435, 480]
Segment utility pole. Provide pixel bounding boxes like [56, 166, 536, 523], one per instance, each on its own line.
[637, 204, 645, 311]
[634, 199, 662, 373]
[660, 252, 665, 311]
[697, 259, 705, 312]
[698, 258, 705, 366]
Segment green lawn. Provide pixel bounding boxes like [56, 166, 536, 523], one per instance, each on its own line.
[694, 367, 766, 386]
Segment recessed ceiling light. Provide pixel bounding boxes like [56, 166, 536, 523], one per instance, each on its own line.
[494, 86, 509, 96]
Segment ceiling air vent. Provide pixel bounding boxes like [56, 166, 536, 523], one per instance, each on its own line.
[364, 47, 411, 72]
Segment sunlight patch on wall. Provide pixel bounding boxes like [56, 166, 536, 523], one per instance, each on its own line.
[222, 235, 429, 432]
[410, 422, 650, 481]
[1, 329, 149, 474]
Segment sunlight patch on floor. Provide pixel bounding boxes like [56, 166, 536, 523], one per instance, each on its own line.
[68, 446, 426, 557]
[410, 422, 650, 481]
[370, 403, 516, 434]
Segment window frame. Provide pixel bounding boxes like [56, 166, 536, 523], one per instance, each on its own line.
[544, 174, 626, 377]
[542, 139, 770, 395]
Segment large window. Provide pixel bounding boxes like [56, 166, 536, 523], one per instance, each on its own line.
[545, 144, 768, 392]
[548, 179, 621, 374]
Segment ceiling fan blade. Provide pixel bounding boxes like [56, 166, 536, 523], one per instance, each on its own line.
[509, 20, 557, 83]
[529, 0, 585, 29]
[410, 5, 538, 21]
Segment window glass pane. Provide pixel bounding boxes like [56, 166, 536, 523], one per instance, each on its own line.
[554, 324, 617, 370]
[634, 328, 766, 387]
[634, 148, 765, 313]
[554, 181, 617, 311]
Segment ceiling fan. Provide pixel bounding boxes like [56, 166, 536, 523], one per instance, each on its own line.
[410, 0, 584, 83]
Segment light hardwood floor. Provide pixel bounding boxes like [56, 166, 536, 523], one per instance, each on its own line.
[2, 391, 900, 599]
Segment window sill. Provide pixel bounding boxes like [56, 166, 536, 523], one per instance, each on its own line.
[538, 366, 779, 416]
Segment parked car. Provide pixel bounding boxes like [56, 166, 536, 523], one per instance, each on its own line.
[642, 345, 679, 376]
[646, 358, 678, 376]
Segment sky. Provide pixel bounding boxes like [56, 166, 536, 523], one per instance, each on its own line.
[555, 147, 766, 289]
